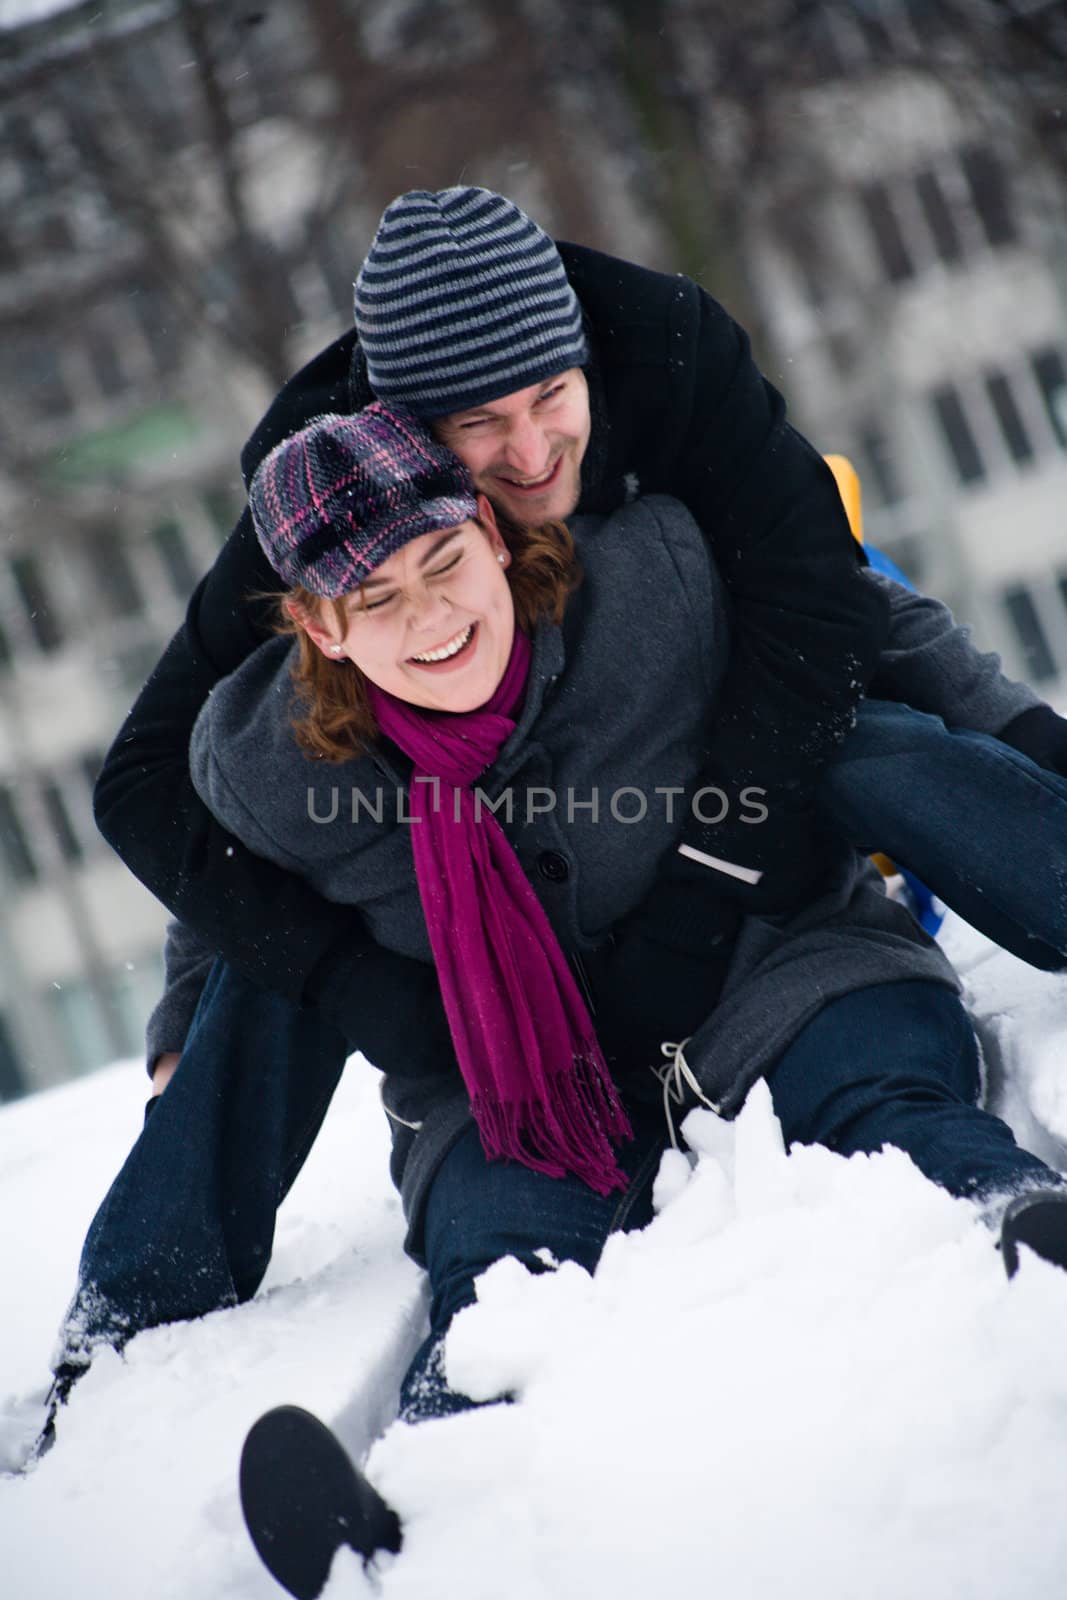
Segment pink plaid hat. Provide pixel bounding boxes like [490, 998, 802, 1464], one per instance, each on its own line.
[249, 403, 479, 598]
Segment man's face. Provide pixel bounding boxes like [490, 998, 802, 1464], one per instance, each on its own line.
[433, 369, 591, 526]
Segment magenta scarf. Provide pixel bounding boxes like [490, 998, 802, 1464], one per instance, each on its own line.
[367, 631, 631, 1195]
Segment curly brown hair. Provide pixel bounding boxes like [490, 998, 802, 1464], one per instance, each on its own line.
[277, 515, 580, 762]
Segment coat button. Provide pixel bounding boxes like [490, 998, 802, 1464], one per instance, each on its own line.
[537, 850, 570, 883]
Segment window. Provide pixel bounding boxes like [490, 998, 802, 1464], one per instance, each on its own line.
[42, 781, 84, 867]
[859, 182, 914, 283]
[10, 334, 75, 421]
[77, 750, 106, 839]
[202, 484, 242, 543]
[11, 555, 64, 652]
[110, 950, 167, 1058]
[150, 519, 199, 601]
[1003, 586, 1057, 683]
[0, 1012, 25, 1102]
[112, 639, 167, 698]
[5, 112, 49, 198]
[129, 283, 182, 376]
[80, 748, 105, 792]
[983, 371, 1034, 466]
[85, 531, 143, 619]
[914, 169, 963, 266]
[1031, 347, 1067, 450]
[930, 384, 985, 485]
[960, 145, 1017, 249]
[0, 786, 39, 885]
[46, 975, 124, 1076]
[116, 29, 188, 150]
[859, 424, 903, 506]
[85, 322, 127, 400]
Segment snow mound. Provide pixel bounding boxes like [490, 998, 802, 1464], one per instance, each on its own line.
[1, 923, 1065, 1600]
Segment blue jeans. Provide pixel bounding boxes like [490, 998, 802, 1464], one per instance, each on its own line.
[60, 960, 348, 1365]
[766, 979, 1053, 1197]
[398, 1105, 669, 1421]
[826, 700, 1067, 968]
[399, 979, 1057, 1420]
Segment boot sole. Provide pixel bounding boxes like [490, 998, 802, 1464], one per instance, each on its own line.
[239, 1404, 401, 1599]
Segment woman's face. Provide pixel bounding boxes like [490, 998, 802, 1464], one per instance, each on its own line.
[301, 495, 516, 713]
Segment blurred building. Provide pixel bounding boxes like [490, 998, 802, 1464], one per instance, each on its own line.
[2, 0, 1065, 1102]
[742, 54, 1067, 704]
[0, 0, 383, 1095]
[0, 0, 665, 1098]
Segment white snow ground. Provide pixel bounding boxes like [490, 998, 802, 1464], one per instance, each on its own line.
[2, 912, 1066, 1600]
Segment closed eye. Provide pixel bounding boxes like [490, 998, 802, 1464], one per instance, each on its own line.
[355, 551, 463, 612]
[359, 591, 397, 612]
[428, 552, 463, 579]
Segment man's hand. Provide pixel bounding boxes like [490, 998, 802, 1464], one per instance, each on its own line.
[999, 705, 1067, 779]
[150, 1052, 181, 1097]
[143, 1051, 181, 1125]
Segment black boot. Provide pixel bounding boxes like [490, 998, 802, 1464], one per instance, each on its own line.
[239, 1405, 402, 1599]
[1000, 1188, 1067, 1278]
[26, 1358, 88, 1466]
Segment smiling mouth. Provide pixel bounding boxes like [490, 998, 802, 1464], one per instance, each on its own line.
[408, 623, 476, 665]
[498, 457, 562, 492]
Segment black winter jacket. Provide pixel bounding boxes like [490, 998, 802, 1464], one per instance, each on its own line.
[94, 242, 888, 1054]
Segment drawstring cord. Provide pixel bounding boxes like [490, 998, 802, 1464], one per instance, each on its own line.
[654, 1038, 719, 1150]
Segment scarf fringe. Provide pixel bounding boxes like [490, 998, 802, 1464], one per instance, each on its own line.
[471, 1044, 633, 1197]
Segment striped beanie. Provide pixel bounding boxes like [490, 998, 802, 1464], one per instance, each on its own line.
[354, 187, 589, 418]
[249, 403, 478, 599]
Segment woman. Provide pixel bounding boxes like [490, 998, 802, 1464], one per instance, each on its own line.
[116, 402, 1058, 1597]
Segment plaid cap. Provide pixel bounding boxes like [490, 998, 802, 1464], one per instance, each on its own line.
[249, 403, 479, 599]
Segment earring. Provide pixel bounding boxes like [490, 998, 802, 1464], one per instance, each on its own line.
[330, 644, 344, 655]
[497, 553, 506, 564]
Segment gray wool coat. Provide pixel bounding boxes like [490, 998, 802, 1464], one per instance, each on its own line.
[165, 494, 966, 1238]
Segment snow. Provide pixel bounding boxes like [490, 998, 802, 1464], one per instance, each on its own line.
[2, 914, 1066, 1599]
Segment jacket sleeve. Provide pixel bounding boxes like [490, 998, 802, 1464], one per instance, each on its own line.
[661, 286, 891, 902]
[672, 285, 888, 776]
[867, 571, 1040, 734]
[143, 920, 217, 1072]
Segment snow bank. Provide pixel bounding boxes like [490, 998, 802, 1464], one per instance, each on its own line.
[1, 920, 1065, 1599]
